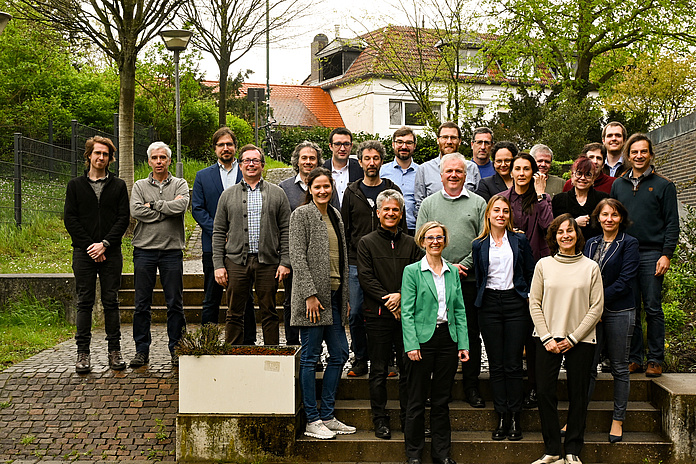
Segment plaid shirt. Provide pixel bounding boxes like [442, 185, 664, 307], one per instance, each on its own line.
[244, 180, 263, 253]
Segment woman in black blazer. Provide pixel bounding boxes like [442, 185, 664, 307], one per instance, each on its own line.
[472, 194, 535, 440]
[584, 198, 639, 443]
[475, 142, 517, 201]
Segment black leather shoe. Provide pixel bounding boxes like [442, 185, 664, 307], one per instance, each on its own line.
[76, 352, 91, 374]
[434, 458, 457, 464]
[523, 388, 538, 409]
[375, 421, 391, 439]
[466, 389, 485, 408]
[492, 412, 508, 440]
[108, 350, 126, 371]
[407, 458, 422, 464]
[507, 412, 522, 441]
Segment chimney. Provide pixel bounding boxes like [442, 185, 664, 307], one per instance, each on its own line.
[311, 33, 328, 83]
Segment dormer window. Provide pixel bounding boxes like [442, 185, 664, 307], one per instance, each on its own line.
[315, 39, 365, 82]
[458, 48, 482, 75]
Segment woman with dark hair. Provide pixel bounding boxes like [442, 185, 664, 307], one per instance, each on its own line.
[584, 198, 639, 443]
[475, 141, 518, 201]
[472, 195, 534, 441]
[529, 214, 603, 464]
[402, 221, 469, 464]
[501, 153, 554, 261]
[290, 166, 355, 440]
[552, 156, 608, 240]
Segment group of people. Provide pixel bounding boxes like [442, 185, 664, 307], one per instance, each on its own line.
[64, 118, 679, 464]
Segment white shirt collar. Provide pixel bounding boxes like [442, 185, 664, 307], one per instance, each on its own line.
[294, 173, 308, 191]
[420, 256, 450, 276]
[441, 188, 470, 200]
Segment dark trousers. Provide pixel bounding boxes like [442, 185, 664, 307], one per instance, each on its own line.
[478, 289, 528, 413]
[201, 252, 257, 344]
[133, 248, 186, 354]
[282, 271, 301, 345]
[224, 255, 279, 345]
[536, 339, 595, 456]
[73, 248, 123, 353]
[460, 278, 481, 393]
[404, 324, 458, 461]
[365, 315, 407, 426]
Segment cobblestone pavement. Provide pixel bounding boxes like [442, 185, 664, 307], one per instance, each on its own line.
[0, 325, 179, 463]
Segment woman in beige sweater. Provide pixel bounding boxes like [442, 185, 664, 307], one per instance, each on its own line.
[528, 213, 604, 464]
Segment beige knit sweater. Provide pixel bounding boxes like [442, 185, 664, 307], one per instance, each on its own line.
[529, 253, 604, 346]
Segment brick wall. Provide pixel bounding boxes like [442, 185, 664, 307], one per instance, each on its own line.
[650, 112, 696, 206]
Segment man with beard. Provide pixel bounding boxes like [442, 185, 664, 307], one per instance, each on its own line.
[192, 127, 256, 343]
[342, 140, 405, 377]
[413, 121, 480, 217]
[381, 126, 419, 235]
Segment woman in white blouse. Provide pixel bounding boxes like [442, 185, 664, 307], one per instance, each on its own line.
[472, 194, 535, 441]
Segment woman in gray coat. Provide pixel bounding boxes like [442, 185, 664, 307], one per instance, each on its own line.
[290, 166, 354, 440]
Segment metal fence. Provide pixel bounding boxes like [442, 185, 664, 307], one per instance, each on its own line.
[0, 117, 156, 227]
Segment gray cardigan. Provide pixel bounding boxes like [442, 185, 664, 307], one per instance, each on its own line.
[289, 202, 349, 327]
[212, 179, 291, 269]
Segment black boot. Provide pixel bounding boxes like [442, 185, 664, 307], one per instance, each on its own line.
[492, 412, 508, 440]
[507, 412, 522, 441]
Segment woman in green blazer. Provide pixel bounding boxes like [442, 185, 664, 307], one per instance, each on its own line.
[401, 220, 470, 464]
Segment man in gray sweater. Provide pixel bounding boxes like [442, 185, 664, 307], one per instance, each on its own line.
[213, 144, 291, 345]
[129, 142, 189, 368]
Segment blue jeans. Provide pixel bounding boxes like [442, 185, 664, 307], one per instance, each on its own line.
[589, 309, 634, 421]
[348, 264, 368, 361]
[73, 248, 123, 353]
[133, 248, 186, 354]
[299, 291, 349, 423]
[630, 250, 665, 365]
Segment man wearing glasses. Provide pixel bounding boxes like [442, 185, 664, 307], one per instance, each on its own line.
[381, 126, 419, 235]
[471, 127, 495, 178]
[530, 144, 564, 197]
[323, 127, 363, 206]
[192, 128, 256, 342]
[212, 145, 291, 346]
[413, 121, 480, 217]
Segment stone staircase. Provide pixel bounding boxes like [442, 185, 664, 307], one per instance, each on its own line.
[294, 374, 672, 463]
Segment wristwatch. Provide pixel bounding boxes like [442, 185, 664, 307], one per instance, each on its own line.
[537, 193, 546, 201]
[102, 240, 110, 248]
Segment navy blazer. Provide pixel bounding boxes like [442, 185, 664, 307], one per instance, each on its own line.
[323, 157, 364, 183]
[191, 163, 243, 253]
[584, 232, 639, 312]
[472, 231, 535, 307]
[475, 173, 509, 202]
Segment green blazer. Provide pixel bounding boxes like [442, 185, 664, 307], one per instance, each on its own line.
[401, 258, 469, 353]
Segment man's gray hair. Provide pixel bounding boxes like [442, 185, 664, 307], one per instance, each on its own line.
[376, 189, 405, 210]
[290, 141, 323, 173]
[530, 144, 553, 160]
[439, 153, 468, 174]
[147, 141, 172, 159]
[356, 140, 386, 161]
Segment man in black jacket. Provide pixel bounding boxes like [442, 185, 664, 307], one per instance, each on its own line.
[342, 140, 405, 377]
[357, 189, 423, 439]
[64, 136, 130, 374]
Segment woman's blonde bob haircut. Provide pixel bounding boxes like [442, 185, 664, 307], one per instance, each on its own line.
[415, 221, 450, 249]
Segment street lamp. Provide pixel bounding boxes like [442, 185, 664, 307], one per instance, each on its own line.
[159, 29, 193, 179]
[0, 12, 12, 36]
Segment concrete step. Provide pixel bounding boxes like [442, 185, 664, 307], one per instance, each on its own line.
[294, 430, 671, 463]
[333, 375, 652, 403]
[332, 399, 661, 433]
[118, 288, 286, 306]
[118, 305, 286, 323]
[119, 272, 288, 291]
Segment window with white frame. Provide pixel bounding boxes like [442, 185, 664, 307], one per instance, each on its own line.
[389, 100, 442, 126]
[458, 48, 483, 75]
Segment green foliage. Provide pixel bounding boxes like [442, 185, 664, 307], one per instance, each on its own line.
[663, 302, 687, 335]
[0, 293, 67, 327]
[20, 435, 36, 445]
[489, 86, 547, 150]
[226, 114, 254, 148]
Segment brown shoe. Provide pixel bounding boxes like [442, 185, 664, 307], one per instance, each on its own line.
[628, 362, 644, 374]
[76, 352, 91, 374]
[108, 350, 127, 371]
[645, 361, 662, 377]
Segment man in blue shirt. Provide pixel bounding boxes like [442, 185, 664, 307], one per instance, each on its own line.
[380, 126, 419, 235]
[471, 127, 495, 179]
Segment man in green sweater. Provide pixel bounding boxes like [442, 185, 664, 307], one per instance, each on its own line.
[416, 153, 487, 408]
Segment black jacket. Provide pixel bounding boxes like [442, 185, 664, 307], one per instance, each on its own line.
[475, 173, 509, 202]
[551, 187, 608, 240]
[341, 178, 405, 264]
[357, 227, 424, 318]
[323, 158, 364, 183]
[64, 171, 130, 250]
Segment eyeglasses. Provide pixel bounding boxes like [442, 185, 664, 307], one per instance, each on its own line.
[573, 171, 592, 179]
[394, 140, 415, 146]
[473, 140, 492, 146]
[494, 159, 513, 166]
[438, 135, 460, 141]
[331, 142, 352, 148]
[241, 158, 263, 165]
[424, 235, 445, 242]
[216, 142, 235, 148]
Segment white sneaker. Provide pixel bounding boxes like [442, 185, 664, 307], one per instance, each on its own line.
[304, 420, 336, 439]
[531, 455, 564, 464]
[323, 417, 356, 434]
[565, 455, 582, 464]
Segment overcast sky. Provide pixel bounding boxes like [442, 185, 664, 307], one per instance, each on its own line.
[196, 0, 413, 85]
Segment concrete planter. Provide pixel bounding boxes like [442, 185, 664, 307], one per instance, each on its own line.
[177, 347, 301, 462]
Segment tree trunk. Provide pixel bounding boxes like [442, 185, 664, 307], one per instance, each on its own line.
[218, 59, 230, 127]
[118, 52, 137, 197]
